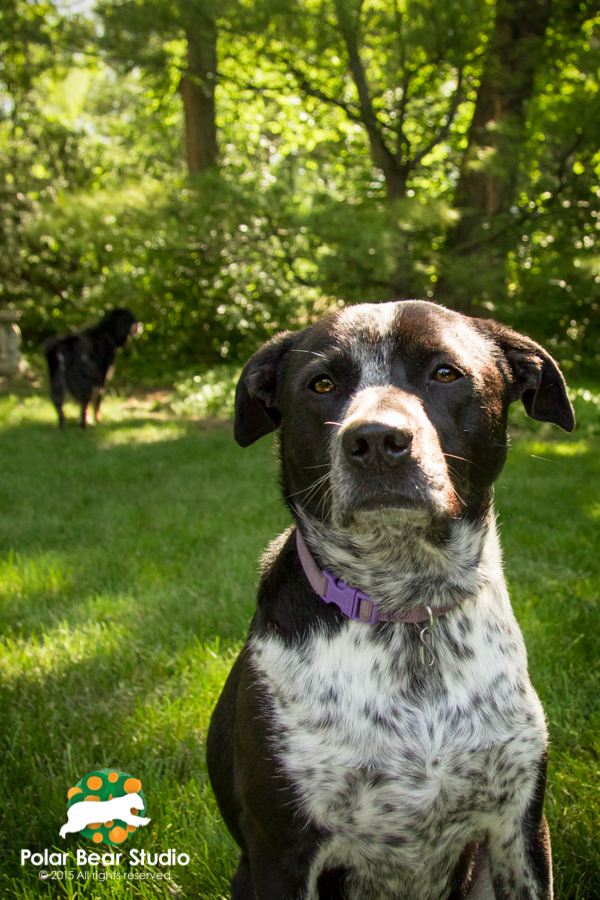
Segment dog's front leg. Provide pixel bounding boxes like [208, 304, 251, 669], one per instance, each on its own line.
[231, 854, 256, 900]
[227, 669, 327, 900]
[237, 837, 321, 900]
[486, 755, 552, 900]
[487, 816, 552, 899]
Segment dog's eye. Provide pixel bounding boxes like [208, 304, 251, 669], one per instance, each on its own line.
[310, 376, 337, 394]
[432, 365, 462, 383]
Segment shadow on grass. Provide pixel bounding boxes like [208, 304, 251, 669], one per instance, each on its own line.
[0, 409, 289, 894]
[1, 615, 242, 894]
[0, 416, 287, 617]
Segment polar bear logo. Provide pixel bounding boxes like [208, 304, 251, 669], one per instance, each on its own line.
[60, 792, 151, 839]
[61, 769, 150, 846]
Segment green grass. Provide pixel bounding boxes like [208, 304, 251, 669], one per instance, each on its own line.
[0, 386, 599, 898]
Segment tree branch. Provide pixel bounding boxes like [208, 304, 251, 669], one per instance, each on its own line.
[332, 0, 402, 192]
[285, 63, 364, 123]
[412, 67, 464, 166]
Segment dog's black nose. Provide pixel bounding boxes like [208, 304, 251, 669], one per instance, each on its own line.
[342, 421, 413, 468]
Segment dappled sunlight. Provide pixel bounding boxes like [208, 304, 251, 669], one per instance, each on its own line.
[3, 0, 600, 885]
[0, 390, 230, 450]
[0, 393, 56, 427]
[0, 550, 74, 636]
[0, 592, 137, 683]
[516, 439, 591, 458]
[96, 421, 188, 446]
[125, 639, 241, 751]
[0, 549, 72, 604]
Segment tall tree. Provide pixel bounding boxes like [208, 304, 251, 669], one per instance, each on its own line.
[99, 0, 221, 174]
[260, 0, 485, 203]
[455, 0, 553, 233]
[247, 0, 489, 294]
[436, 0, 554, 310]
[178, 8, 218, 173]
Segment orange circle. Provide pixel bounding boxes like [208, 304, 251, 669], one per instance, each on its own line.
[84, 795, 100, 802]
[124, 778, 142, 794]
[88, 822, 101, 829]
[108, 772, 119, 783]
[104, 820, 114, 828]
[87, 776, 102, 791]
[109, 826, 128, 843]
[92, 832, 103, 844]
[126, 825, 137, 834]
[67, 787, 82, 800]
[130, 808, 138, 817]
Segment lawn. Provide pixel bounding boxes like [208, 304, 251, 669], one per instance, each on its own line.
[0, 384, 599, 899]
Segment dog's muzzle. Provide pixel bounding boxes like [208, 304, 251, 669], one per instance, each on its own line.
[329, 388, 460, 527]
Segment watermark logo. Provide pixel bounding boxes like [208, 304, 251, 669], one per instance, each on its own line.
[60, 769, 150, 846]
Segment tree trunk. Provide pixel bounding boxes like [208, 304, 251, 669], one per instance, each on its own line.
[178, 18, 218, 174]
[332, 0, 412, 294]
[437, 0, 553, 310]
[333, 0, 408, 203]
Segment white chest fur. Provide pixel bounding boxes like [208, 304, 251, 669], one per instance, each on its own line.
[249, 582, 547, 899]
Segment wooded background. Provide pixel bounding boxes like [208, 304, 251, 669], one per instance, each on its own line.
[2, 0, 599, 378]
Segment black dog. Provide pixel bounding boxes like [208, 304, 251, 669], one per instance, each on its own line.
[44, 308, 139, 428]
[207, 300, 574, 900]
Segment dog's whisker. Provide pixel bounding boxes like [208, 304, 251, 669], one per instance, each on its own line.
[320, 490, 334, 518]
[299, 486, 326, 508]
[306, 481, 331, 500]
[283, 486, 321, 502]
[314, 484, 334, 519]
[290, 349, 329, 359]
[300, 477, 334, 515]
[451, 486, 467, 507]
[283, 474, 330, 502]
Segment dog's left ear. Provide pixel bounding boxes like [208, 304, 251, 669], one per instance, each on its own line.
[234, 331, 297, 447]
[475, 319, 575, 433]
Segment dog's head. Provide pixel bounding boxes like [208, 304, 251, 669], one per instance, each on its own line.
[235, 301, 574, 532]
[127, 793, 145, 811]
[100, 308, 141, 346]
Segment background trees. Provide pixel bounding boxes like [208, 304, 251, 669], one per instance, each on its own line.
[1, 0, 599, 377]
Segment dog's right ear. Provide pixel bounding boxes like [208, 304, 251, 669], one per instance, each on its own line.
[234, 332, 297, 447]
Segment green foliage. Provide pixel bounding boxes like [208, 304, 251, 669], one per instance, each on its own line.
[495, 10, 600, 374]
[19, 173, 324, 371]
[168, 366, 242, 418]
[1, 0, 600, 375]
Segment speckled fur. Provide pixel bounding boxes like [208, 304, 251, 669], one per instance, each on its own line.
[250, 519, 546, 899]
[208, 301, 571, 900]
[297, 510, 490, 616]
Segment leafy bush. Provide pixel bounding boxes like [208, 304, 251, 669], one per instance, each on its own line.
[169, 366, 242, 419]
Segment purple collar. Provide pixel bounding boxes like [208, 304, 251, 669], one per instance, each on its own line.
[295, 528, 451, 626]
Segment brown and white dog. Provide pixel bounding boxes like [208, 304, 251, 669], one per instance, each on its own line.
[207, 300, 574, 900]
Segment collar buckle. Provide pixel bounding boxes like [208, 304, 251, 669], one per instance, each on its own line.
[322, 570, 380, 624]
